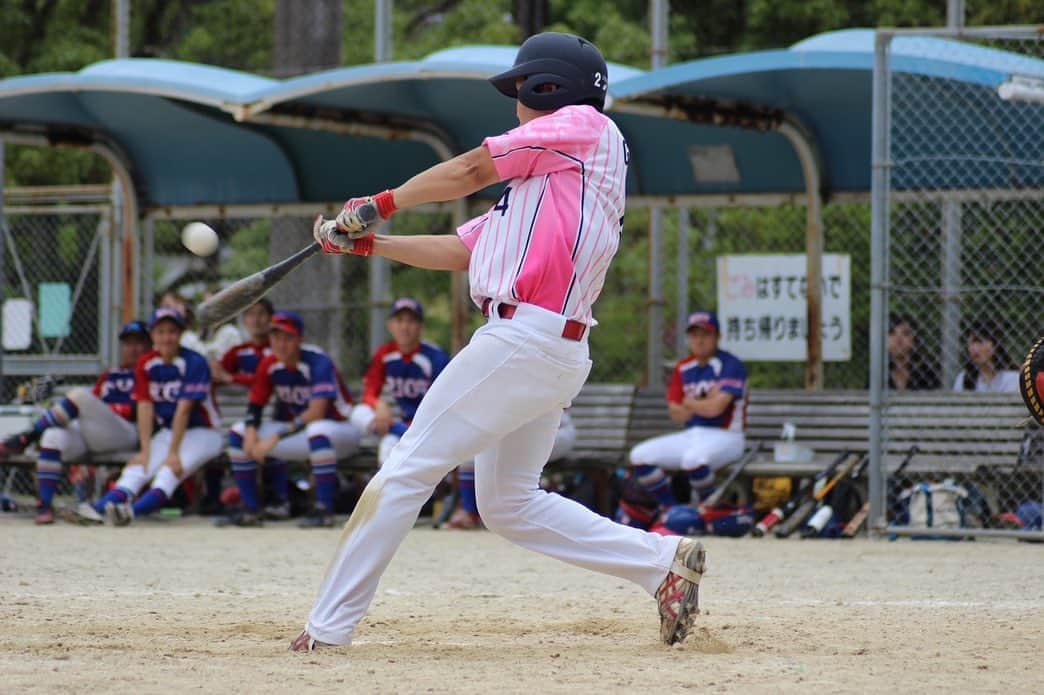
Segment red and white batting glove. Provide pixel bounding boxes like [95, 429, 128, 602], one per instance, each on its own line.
[335, 190, 397, 238]
[312, 215, 374, 256]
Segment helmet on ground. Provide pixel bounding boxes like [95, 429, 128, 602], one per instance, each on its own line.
[489, 32, 609, 112]
[661, 505, 705, 536]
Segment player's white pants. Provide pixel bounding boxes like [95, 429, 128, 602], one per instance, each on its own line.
[629, 425, 745, 471]
[456, 412, 576, 480]
[349, 405, 402, 466]
[227, 419, 362, 462]
[113, 427, 223, 498]
[37, 389, 137, 463]
[307, 303, 680, 645]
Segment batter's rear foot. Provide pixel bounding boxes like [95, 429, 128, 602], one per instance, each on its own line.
[289, 630, 333, 652]
[655, 538, 706, 645]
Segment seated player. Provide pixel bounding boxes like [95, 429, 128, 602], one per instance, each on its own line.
[71, 308, 223, 525]
[221, 311, 361, 528]
[620, 311, 747, 528]
[350, 297, 450, 465]
[0, 321, 152, 524]
[447, 410, 577, 530]
[211, 299, 274, 387]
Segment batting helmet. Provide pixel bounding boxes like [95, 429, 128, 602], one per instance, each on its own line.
[661, 505, 706, 536]
[489, 32, 609, 112]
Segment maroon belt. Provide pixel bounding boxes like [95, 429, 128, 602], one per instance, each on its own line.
[481, 299, 586, 342]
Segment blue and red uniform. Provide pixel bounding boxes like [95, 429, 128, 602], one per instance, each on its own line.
[133, 347, 219, 429]
[250, 345, 353, 421]
[361, 341, 450, 427]
[666, 349, 747, 431]
[219, 340, 271, 387]
[93, 368, 137, 420]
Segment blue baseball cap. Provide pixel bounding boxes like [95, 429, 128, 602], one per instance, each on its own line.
[148, 307, 186, 330]
[389, 297, 423, 321]
[686, 310, 719, 334]
[118, 320, 150, 341]
[270, 310, 304, 337]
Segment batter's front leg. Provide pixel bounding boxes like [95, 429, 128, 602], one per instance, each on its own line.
[305, 408, 498, 645]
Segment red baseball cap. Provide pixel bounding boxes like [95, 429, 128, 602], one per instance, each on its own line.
[270, 311, 304, 337]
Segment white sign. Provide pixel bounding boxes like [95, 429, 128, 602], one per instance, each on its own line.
[716, 254, 851, 361]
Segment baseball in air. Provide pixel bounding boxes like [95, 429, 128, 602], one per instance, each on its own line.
[181, 222, 219, 257]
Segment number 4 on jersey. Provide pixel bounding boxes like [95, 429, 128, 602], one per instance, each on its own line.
[494, 186, 512, 216]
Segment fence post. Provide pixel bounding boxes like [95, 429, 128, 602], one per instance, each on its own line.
[675, 207, 689, 356]
[868, 30, 893, 536]
[0, 140, 5, 397]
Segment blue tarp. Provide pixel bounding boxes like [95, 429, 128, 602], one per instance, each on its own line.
[0, 30, 1040, 208]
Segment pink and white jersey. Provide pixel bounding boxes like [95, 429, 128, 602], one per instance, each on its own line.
[457, 104, 628, 325]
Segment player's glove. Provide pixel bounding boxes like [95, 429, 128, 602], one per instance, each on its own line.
[312, 215, 374, 257]
[335, 190, 397, 238]
[1019, 335, 1044, 426]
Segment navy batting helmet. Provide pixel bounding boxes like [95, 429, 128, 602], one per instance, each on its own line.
[489, 32, 609, 112]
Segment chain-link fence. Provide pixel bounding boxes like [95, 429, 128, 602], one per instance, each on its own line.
[873, 27, 1044, 539]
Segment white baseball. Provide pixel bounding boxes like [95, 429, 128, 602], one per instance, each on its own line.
[181, 222, 219, 257]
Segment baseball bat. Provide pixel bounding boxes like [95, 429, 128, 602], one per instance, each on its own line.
[700, 440, 762, 509]
[196, 204, 378, 330]
[840, 444, 919, 538]
[750, 449, 852, 537]
[775, 453, 860, 539]
[799, 454, 869, 538]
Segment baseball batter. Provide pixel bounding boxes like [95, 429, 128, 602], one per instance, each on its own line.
[72, 308, 223, 525]
[0, 321, 151, 524]
[349, 297, 450, 466]
[220, 311, 361, 528]
[626, 311, 746, 514]
[294, 32, 706, 650]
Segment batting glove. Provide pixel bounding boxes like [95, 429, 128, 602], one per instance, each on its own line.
[335, 190, 397, 238]
[312, 215, 374, 257]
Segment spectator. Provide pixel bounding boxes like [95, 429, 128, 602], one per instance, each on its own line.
[888, 315, 941, 390]
[620, 311, 747, 527]
[953, 319, 1019, 393]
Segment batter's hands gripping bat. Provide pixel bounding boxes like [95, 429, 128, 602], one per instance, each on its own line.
[840, 444, 919, 538]
[196, 204, 378, 330]
[699, 440, 762, 509]
[750, 449, 851, 538]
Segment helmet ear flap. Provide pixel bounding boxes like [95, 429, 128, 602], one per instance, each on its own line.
[516, 72, 573, 111]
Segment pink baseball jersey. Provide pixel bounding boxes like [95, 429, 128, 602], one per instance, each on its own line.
[457, 104, 629, 325]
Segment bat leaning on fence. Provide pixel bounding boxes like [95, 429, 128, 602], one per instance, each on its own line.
[774, 452, 863, 538]
[750, 449, 853, 537]
[840, 444, 920, 538]
[196, 204, 378, 330]
[799, 453, 869, 538]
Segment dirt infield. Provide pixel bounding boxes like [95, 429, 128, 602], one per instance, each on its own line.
[1, 515, 1041, 694]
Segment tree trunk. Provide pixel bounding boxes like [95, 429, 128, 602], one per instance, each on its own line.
[273, 0, 342, 77]
[516, 0, 549, 39]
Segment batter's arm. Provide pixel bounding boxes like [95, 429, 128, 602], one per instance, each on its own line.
[370, 234, 471, 271]
[391, 146, 499, 210]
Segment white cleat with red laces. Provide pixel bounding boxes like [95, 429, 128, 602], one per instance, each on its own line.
[655, 538, 706, 645]
[289, 630, 332, 653]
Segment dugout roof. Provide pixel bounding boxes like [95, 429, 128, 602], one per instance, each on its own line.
[0, 30, 1041, 209]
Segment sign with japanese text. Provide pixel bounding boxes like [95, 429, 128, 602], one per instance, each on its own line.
[716, 254, 851, 361]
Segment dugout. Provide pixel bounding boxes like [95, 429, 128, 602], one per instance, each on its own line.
[0, 30, 1040, 388]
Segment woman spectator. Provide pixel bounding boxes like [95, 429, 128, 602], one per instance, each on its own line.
[953, 319, 1019, 393]
[887, 315, 941, 390]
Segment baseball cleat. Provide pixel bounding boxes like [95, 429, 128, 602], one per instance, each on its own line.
[66, 501, 104, 525]
[104, 501, 134, 527]
[289, 630, 332, 652]
[213, 511, 263, 527]
[655, 538, 706, 645]
[263, 501, 291, 521]
[34, 508, 55, 525]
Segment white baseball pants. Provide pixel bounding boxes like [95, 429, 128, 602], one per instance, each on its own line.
[348, 405, 403, 466]
[307, 303, 680, 645]
[629, 425, 745, 471]
[38, 389, 137, 461]
[227, 419, 362, 462]
[113, 427, 223, 498]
